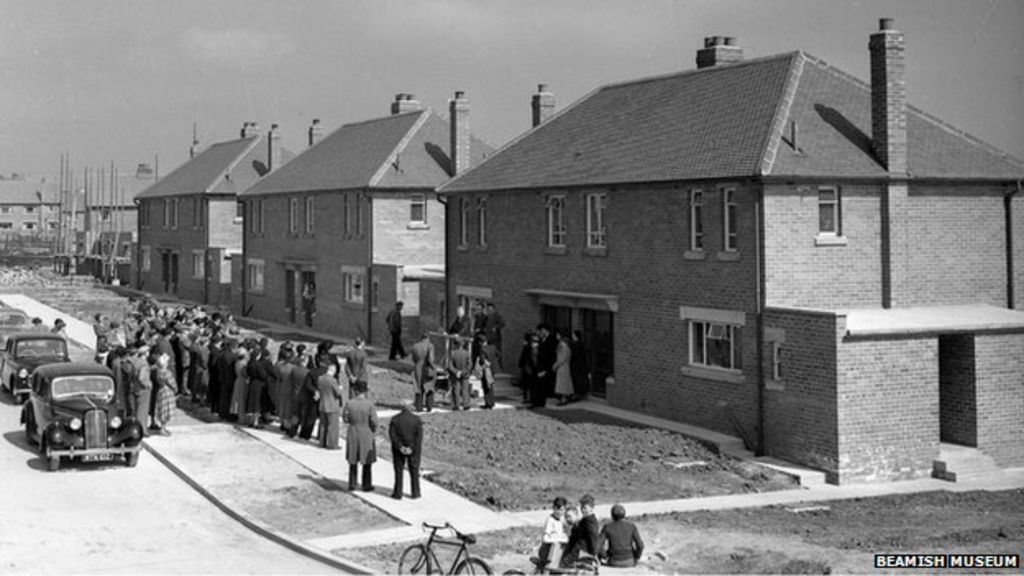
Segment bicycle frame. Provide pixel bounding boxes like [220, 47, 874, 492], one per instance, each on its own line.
[423, 526, 474, 574]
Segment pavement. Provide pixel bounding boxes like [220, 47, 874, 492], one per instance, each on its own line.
[7, 291, 1024, 574]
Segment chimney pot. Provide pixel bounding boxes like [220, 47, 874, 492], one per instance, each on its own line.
[532, 83, 556, 128]
[308, 118, 324, 148]
[449, 91, 471, 175]
[696, 35, 743, 69]
[725, 36, 737, 46]
[268, 122, 283, 172]
[391, 92, 422, 115]
[879, 17, 894, 30]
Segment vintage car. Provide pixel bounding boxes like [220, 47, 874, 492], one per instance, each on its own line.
[0, 308, 30, 347]
[1, 332, 71, 403]
[21, 362, 143, 471]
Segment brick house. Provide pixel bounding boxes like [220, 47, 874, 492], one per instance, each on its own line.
[0, 175, 59, 237]
[135, 122, 288, 305]
[439, 20, 1024, 484]
[238, 93, 492, 344]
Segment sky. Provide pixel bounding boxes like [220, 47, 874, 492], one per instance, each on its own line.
[1, 0, 1022, 181]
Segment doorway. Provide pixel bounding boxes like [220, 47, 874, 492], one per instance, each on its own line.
[300, 271, 316, 328]
[938, 334, 977, 446]
[541, 304, 614, 398]
[285, 270, 297, 324]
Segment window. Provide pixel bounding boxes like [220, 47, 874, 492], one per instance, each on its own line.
[546, 195, 566, 247]
[191, 250, 205, 279]
[371, 275, 380, 311]
[689, 321, 741, 371]
[235, 201, 244, 221]
[249, 199, 265, 235]
[0, 222, 11, 230]
[289, 197, 299, 235]
[23, 222, 35, 231]
[101, 208, 111, 221]
[722, 187, 737, 251]
[586, 192, 606, 248]
[689, 190, 704, 251]
[355, 193, 365, 236]
[140, 245, 151, 272]
[818, 187, 840, 235]
[458, 197, 469, 247]
[476, 197, 487, 246]
[192, 198, 204, 228]
[162, 199, 170, 228]
[305, 196, 315, 234]
[170, 198, 179, 230]
[344, 193, 352, 236]
[410, 194, 426, 224]
[342, 266, 364, 304]
[772, 342, 783, 381]
[247, 259, 265, 292]
[25, 206, 36, 214]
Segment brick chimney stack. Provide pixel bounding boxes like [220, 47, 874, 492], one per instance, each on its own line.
[240, 121, 260, 139]
[391, 93, 422, 115]
[308, 118, 324, 148]
[189, 123, 202, 159]
[531, 84, 555, 128]
[696, 36, 743, 69]
[449, 90, 471, 175]
[869, 18, 907, 174]
[268, 123, 283, 171]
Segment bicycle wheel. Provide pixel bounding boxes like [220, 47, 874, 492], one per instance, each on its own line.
[398, 544, 432, 574]
[454, 557, 493, 575]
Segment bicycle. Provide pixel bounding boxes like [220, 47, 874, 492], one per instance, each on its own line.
[398, 521, 494, 575]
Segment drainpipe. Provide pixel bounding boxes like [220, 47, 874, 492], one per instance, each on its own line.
[755, 184, 766, 456]
[1007, 180, 1021, 309]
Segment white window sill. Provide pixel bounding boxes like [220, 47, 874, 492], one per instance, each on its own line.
[545, 245, 567, 255]
[764, 379, 785, 391]
[716, 250, 741, 262]
[681, 364, 745, 384]
[815, 234, 848, 246]
[684, 250, 706, 261]
[407, 222, 430, 230]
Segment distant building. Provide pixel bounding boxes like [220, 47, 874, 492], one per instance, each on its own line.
[439, 21, 1024, 484]
[0, 175, 59, 237]
[238, 93, 493, 343]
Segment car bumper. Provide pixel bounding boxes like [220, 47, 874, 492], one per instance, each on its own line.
[48, 445, 141, 459]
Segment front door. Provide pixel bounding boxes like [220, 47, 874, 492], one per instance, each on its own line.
[300, 271, 316, 328]
[169, 253, 179, 294]
[285, 270, 296, 324]
[581, 309, 614, 398]
[161, 251, 171, 293]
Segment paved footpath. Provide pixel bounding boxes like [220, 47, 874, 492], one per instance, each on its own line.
[7, 292, 1024, 572]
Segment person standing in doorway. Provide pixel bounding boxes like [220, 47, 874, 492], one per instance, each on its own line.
[343, 380, 378, 491]
[386, 301, 406, 360]
[553, 329, 573, 405]
[484, 303, 505, 370]
[389, 398, 423, 500]
[535, 324, 557, 408]
[409, 331, 436, 412]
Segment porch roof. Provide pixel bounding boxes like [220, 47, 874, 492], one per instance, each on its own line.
[843, 304, 1024, 337]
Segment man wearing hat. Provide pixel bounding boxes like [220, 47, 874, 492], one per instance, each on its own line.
[389, 398, 423, 499]
[127, 343, 153, 429]
[409, 331, 436, 412]
[447, 336, 473, 410]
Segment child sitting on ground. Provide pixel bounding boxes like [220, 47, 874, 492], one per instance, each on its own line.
[535, 496, 571, 569]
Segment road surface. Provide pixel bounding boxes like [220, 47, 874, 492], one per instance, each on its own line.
[0, 390, 343, 575]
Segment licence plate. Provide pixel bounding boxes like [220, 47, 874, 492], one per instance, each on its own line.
[83, 454, 114, 462]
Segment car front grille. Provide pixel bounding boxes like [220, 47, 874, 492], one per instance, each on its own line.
[84, 410, 107, 449]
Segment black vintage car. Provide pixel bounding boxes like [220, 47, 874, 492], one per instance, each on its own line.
[21, 363, 144, 471]
[1, 332, 71, 404]
[0, 308, 30, 347]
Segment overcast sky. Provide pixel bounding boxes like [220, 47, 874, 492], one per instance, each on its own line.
[1, 0, 1022, 180]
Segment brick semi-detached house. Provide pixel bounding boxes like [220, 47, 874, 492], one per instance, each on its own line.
[439, 20, 1024, 484]
[238, 93, 492, 343]
[136, 122, 290, 306]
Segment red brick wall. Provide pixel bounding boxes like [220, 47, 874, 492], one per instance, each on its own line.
[973, 333, 1024, 466]
[939, 334, 977, 446]
[446, 182, 761, 438]
[836, 324, 939, 483]
[762, 308, 839, 477]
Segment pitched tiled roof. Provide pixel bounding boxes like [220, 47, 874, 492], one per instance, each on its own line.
[242, 110, 493, 196]
[0, 178, 59, 204]
[135, 136, 264, 199]
[441, 52, 1023, 193]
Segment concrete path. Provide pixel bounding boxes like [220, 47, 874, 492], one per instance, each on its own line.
[0, 293, 95, 348]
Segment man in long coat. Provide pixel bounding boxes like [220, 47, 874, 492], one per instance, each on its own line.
[343, 380, 378, 491]
[389, 399, 423, 500]
[409, 332, 436, 412]
[386, 301, 406, 360]
[316, 362, 344, 449]
[344, 337, 369, 399]
[447, 337, 473, 411]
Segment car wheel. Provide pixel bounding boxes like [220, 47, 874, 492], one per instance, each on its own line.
[24, 411, 37, 446]
[126, 451, 139, 468]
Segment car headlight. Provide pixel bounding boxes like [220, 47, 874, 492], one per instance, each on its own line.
[110, 416, 122, 429]
[69, 417, 82, 431]
[17, 368, 28, 378]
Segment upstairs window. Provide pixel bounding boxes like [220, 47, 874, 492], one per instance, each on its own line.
[546, 195, 566, 248]
[689, 190, 704, 251]
[170, 198, 179, 230]
[476, 197, 487, 246]
[343, 193, 353, 236]
[818, 187, 841, 235]
[410, 194, 427, 225]
[458, 197, 470, 247]
[289, 197, 299, 235]
[722, 187, 737, 251]
[586, 192, 607, 248]
[355, 193, 365, 236]
[305, 196, 315, 234]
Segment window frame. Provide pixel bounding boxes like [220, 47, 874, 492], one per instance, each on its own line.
[355, 193, 365, 236]
[817, 186, 841, 236]
[289, 197, 299, 235]
[247, 259, 265, 292]
[140, 245, 151, 272]
[546, 194, 566, 248]
[410, 193, 427, 225]
[458, 197, 470, 247]
[170, 198, 179, 230]
[343, 193, 352, 236]
[688, 320, 741, 372]
[586, 192, 607, 249]
[476, 196, 487, 247]
[304, 196, 315, 234]
[341, 266, 365, 304]
[191, 249, 205, 279]
[722, 187, 738, 252]
[771, 341, 783, 381]
[689, 189, 704, 251]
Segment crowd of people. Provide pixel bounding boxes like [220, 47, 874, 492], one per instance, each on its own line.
[537, 494, 645, 570]
[518, 323, 591, 409]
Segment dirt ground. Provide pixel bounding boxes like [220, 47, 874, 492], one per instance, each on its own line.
[344, 488, 1024, 574]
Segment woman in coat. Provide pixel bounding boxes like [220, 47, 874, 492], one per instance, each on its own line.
[275, 348, 296, 433]
[553, 329, 573, 405]
[342, 380, 378, 491]
[153, 352, 178, 436]
[229, 346, 250, 421]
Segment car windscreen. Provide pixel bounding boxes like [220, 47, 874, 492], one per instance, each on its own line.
[15, 339, 67, 358]
[51, 375, 115, 401]
[0, 314, 27, 326]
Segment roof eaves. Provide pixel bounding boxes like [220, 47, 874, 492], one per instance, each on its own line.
[203, 136, 263, 193]
[438, 85, 605, 194]
[759, 52, 805, 176]
[368, 110, 431, 187]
